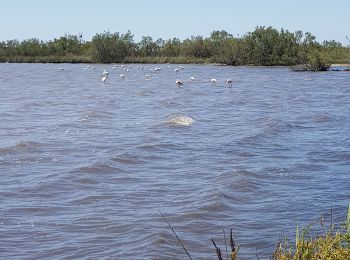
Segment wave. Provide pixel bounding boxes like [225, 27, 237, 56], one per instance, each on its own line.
[70, 162, 125, 174]
[214, 169, 262, 193]
[110, 151, 146, 165]
[0, 140, 55, 166]
[0, 141, 43, 155]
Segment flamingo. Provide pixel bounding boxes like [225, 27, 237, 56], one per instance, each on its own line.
[101, 70, 109, 82]
[210, 78, 217, 85]
[225, 79, 233, 87]
[101, 74, 108, 82]
[175, 79, 183, 87]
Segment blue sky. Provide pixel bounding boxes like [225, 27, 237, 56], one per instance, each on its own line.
[1, 0, 349, 44]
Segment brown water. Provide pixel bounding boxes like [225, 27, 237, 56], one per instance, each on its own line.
[0, 63, 349, 259]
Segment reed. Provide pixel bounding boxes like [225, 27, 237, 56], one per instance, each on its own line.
[211, 228, 239, 260]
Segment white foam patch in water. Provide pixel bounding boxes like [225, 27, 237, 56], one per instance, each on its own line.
[166, 115, 194, 126]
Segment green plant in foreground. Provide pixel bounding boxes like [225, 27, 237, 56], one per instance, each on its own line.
[273, 203, 350, 260]
[164, 203, 350, 259]
[210, 204, 350, 259]
[273, 231, 350, 259]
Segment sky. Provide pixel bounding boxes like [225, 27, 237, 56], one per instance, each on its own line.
[1, 0, 349, 45]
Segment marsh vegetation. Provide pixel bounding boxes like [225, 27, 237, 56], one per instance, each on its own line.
[1, 27, 349, 70]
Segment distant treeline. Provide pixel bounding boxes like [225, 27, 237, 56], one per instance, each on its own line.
[1, 26, 349, 70]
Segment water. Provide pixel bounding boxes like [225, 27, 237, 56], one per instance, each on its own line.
[0, 63, 349, 259]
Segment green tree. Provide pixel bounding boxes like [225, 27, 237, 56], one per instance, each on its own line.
[138, 36, 159, 56]
[163, 38, 181, 57]
[90, 31, 129, 62]
[181, 36, 210, 58]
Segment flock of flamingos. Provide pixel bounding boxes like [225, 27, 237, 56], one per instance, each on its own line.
[60, 64, 234, 87]
[58, 63, 234, 126]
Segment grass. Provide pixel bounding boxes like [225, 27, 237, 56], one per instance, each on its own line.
[162, 203, 350, 259]
[273, 232, 350, 259]
[272, 203, 350, 260]
[208, 203, 350, 259]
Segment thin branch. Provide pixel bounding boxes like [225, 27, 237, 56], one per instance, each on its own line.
[159, 211, 193, 260]
[211, 239, 223, 260]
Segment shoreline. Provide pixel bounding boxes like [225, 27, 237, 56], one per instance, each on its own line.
[331, 63, 350, 66]
[2, 59, 350, 72]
